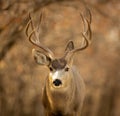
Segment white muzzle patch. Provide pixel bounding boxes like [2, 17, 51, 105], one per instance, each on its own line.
[50, 71, 59, 80]
[49, 71, 63, 87]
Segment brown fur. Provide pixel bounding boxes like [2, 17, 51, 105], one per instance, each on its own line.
[42, 66, 85, 116]
[51, 59, 67, 70]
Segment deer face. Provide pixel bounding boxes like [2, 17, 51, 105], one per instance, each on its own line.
[32, 49, 73, 88]
[49, 58, 69, 88]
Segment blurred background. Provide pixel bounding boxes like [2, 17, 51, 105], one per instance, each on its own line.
[0, 0, 120, 116]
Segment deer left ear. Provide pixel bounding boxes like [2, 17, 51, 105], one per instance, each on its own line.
[32, 49, 51, 66]
[64, 40, 75, 66]
[65, 40, 74, 52]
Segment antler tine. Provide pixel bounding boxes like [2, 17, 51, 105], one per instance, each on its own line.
[37, 10, 43, 31]
[85, 8, 92, 24]
[25, 17, 32, 37]
[26, 10, 54, 58]
[29, 13, 40, 40]
[72, 10, 92, 53]
[26, 12, 40, 41]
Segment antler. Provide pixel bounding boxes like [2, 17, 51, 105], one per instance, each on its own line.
[25, 10, 54, 58]
[73, 10, 92, 52]
[64, 9, 92, 59]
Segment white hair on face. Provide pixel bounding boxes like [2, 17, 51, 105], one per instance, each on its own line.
[50, 70, 65, 81]
[50, 71, 59, 80]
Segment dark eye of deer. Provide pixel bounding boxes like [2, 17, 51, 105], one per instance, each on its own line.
[49, 67, 53, 71]
[65, 67, 69, 72]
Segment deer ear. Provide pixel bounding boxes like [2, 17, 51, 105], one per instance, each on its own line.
[32, 49, 51, 65]
[65, 40, 74, 52]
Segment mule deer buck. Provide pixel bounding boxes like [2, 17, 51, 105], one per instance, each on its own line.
[26, 9, 92, 116]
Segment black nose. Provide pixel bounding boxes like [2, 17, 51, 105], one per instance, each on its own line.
[53, 79, 62, 86]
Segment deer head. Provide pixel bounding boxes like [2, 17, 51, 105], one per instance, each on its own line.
[26, 9, 92, 88]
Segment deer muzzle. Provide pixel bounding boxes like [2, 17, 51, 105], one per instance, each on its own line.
[49, 71, 64, 88]
[53, 79, 62, 86]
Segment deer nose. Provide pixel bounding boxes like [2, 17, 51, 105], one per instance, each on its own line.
[53, 79, 62, 86]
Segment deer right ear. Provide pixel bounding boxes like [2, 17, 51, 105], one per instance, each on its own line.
[65, 40, 74, 52]
[32, 49, 51, 66]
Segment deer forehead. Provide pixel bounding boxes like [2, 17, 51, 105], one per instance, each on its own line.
[51, 58, 67, 70]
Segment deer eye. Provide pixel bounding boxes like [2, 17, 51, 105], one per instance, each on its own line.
[49, 67, 53, 71]
[65, 67, 69, 72]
